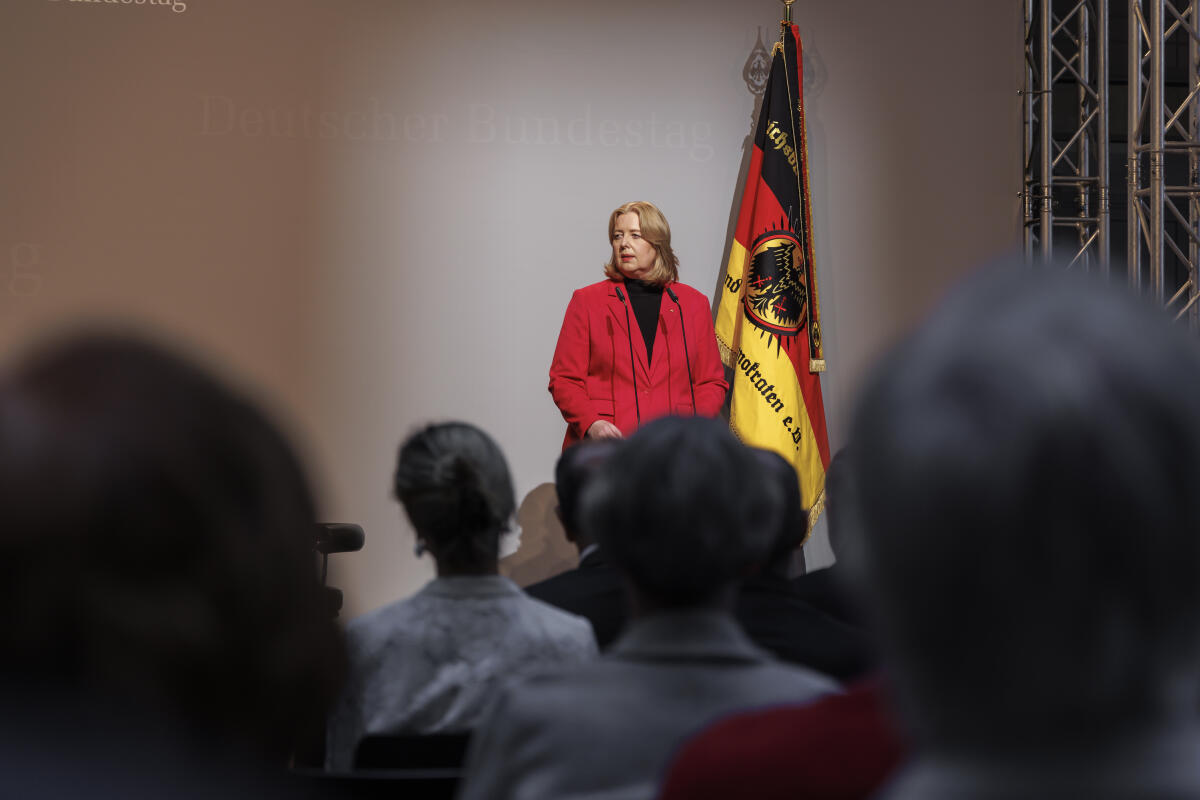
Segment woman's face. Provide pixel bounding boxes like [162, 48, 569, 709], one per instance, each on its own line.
[611, 212, 658, 281]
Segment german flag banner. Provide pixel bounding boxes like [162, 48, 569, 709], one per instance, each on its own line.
[715, 21, 831, 524]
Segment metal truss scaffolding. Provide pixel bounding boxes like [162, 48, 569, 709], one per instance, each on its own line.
[1127, 0, 1200, 324]
[1024, 0, 1111, 271]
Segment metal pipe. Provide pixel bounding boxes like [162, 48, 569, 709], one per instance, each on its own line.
[1168, 280, 1192, 307]
[1170, 0, 1200, 39]
[1052, 46, 1095, 85]
[1163, 0, 1200, 39]
[1174, 291, 1198, 319]
[1053, 0, 1090, 35]
[1129, 0, 1145, 289]
[1165, 230, 1193, 264]
[1189, 0, 1199, 325]
[1079, 0, 1092, 270]
[1164, 194, 1200, 233]
[1151, 0, 1166, 304]
[1098, 0, 1111, 273]
[1024, 0, 1036, 262]
[1066, 231, 1101, 268]
[1054, 108, 1101, 168]
[1021, 0, 1108, 274]
[1041, 0, 1055, 262]
[1164, 82, 1200, 132]
[1166, 196, 1200, 238]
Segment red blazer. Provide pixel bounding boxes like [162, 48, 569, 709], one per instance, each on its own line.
[548, 279, 728, 448]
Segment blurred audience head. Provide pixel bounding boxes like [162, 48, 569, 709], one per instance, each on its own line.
[845, 262, 1200, 752]
[581, 416, 780, 611]
[0, 333, 343, 760]
[751, 449, 807, 575]
[393, 421, 515, 575]
[822, 449, 859, 562]
[554, 440, 619, 548]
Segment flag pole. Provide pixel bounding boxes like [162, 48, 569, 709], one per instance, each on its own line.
[777, 0, 794, 45]
[777, 0, 826, 373]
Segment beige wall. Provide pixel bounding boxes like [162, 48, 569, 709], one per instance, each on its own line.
[1, 0, 1021, 619]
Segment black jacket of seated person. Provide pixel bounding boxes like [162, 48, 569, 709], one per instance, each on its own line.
[789, 563, 867, 629]
[525, 440, 627, 649]
[735, 572, 875, 682]
[731, 448, 876, 683]
[525, 547, 627, 650]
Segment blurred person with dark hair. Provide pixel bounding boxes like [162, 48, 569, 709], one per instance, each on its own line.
[0, 334, 344, 795]
[656, 453, 901, 800]
[525, 440, 627, 649]
[733, 449, 875, 682]
[325, 422, 596, 771]
[845, 264, 1200, 799]
[458, 416, 836, 800]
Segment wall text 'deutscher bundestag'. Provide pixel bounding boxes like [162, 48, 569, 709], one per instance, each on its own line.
[200, 97, 715, 162]
[48, 0, 187, 13]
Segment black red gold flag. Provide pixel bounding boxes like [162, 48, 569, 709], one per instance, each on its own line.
[715, 21, 831, 524]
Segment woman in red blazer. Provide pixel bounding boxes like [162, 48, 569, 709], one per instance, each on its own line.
[549, 201, 728, 449]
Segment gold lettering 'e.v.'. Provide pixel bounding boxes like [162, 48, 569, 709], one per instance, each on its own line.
[765, 120, 800, 179]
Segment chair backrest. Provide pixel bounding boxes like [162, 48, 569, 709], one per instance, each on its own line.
[353, 732, 472, 771]
[293, 768, 460, 800]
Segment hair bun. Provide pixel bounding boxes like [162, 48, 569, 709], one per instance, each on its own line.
[432, 453, 472, 487]
[393, 422, 517, 568]
[432, 453, 496, 532]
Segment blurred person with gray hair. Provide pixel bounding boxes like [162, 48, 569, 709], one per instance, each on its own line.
[458, 416, 837, 800]
[844, 263, 1200, 799]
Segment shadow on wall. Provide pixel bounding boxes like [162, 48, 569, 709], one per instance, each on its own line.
[500, 483, 578, 587]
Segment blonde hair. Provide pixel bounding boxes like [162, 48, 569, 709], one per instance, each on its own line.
[603, 201, 680, 286]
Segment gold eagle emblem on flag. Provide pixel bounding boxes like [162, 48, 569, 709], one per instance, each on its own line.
[744, 229, 808, 338]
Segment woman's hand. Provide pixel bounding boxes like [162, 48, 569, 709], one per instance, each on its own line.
[586, 420, 623, 440]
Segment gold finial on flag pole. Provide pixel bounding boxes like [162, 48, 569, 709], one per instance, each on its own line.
[778, 0, 795, 42]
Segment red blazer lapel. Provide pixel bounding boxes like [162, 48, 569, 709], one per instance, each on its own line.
[652, 292, 678, 380]
[605, 283, 651, 383]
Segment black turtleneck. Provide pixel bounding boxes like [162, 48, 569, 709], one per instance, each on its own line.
[624, 280, 664, 364]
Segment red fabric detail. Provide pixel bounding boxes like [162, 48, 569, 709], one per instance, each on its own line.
[733, 159, 790, 253]
[549, 280, 728, 449]
[657, 680, 906, 800]
[733, 146, 766, 247]
[785, 327, 832, 469]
